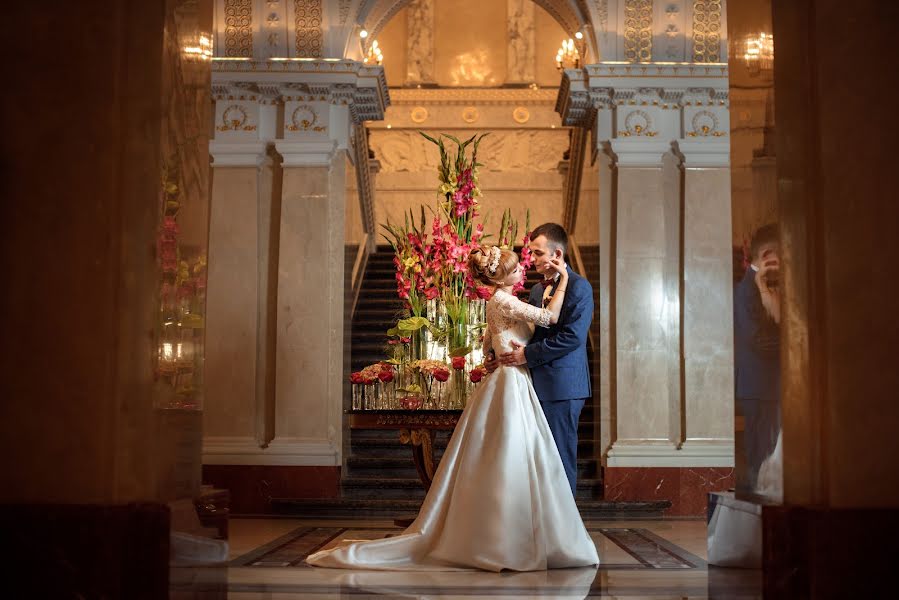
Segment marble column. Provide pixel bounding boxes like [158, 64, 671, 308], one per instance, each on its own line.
[205, 141, 278, 451]
[676, 140, 735, 463]
[201, 60, 389, 511]
[557, 64, 734, 515]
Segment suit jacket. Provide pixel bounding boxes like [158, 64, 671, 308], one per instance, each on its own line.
[733, 267, 780, 400]
[525, 265, 593, 402]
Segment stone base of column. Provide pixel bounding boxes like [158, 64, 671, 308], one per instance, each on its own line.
[202, 465, 340, 514]
[604, 467, 735, 516]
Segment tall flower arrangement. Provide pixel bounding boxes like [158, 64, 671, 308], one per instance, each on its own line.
[372, 131, 535, 411]
[420, 132, 488, 353]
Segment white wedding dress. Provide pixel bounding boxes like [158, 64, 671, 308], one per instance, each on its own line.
[306, 289, 599, 572]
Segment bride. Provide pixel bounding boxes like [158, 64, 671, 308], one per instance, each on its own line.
[306, 246, 599, 572]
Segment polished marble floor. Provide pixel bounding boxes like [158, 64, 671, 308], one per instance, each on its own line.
[171, 517, 762, 598]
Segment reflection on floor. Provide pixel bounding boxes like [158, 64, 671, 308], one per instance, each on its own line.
[171, 518, 763, 598]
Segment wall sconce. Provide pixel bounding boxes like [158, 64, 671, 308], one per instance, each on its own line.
[739, 32, 774, 75]
[556, 38, 581, 71]
[364, 40, 383, 66]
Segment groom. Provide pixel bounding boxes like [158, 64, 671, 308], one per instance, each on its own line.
[490, 223, 594, 496]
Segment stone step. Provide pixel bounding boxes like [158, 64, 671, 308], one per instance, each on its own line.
[345, 456, 599, 479]
[340, 477, 605, 501]
[270, 497, 671, 520]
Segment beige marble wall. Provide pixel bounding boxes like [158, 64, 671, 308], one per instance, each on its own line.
[596, 143, 734, 467]
[205, 166, 266, 440]
[270, 156, 345, 462]
[609, 165, 680, 457]
[681, 167, 735, 453]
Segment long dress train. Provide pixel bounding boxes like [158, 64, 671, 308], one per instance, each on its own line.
[306, 289, 599, 572]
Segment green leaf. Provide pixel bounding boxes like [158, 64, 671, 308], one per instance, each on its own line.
[386, 326, 400, 337]
[397, 316, 430, 331]
[449, 346, 472, 358]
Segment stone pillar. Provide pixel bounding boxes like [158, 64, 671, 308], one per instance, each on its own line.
[205, 140, 278, 451]
[201, 60, 389, 512]
[557, 63, 734, 515]
[676, 140, 734, 463]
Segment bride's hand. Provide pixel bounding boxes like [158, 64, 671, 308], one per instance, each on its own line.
[548, 258, 568, 279]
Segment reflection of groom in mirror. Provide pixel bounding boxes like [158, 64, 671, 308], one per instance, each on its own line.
[485, 223, 594, 496]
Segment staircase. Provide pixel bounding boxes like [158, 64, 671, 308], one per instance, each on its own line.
[272, 246, 670, 519]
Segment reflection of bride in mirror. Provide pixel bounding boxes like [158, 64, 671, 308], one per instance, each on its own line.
[756, 431, 783, 502]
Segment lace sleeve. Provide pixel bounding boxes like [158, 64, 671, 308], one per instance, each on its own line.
[481, 325, 493, 357]
[496, 291, 552, 328]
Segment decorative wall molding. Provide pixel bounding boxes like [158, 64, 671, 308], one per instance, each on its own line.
[202, 436, 340, 466]
[209, 141, 269, 167]
[223, 0, 254, 57]
[556, 62, 729, 149]
[212, 60, 390, 123]
[606, 440, 733, 467]
[690, 0, 723, 63]
[293, 0, 323, 58]
[388, 88, 559, 106]
[369, 129, 569, 173]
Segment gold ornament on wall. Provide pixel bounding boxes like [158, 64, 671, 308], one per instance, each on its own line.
[512, 107, 530, 124]
[687, 110, 727, 137]
[216, 105, 257, 131]
[624, 0, 653, 63]
[224, 0, 253, 57]
[410, 106, 429, 124]
[461, 106, 480, 123]
[618, 110, 658, 137]
[286, 104, 326, 132]
[691, 0, 723, 63]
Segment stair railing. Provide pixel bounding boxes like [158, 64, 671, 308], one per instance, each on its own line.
[350, 123, 378, 316]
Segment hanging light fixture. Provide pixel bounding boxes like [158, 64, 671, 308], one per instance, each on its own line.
[555, 38, 580, 71]
[364, 39, 383, 66]
[739, 32, 774, 75]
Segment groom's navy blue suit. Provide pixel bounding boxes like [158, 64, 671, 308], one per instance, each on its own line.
[525, 265, 593, 496]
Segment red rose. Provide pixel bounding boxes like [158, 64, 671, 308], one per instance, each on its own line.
[400, 336, 411, 344]
[469, 369, 484, 383]
[451, 356, 466, 370]
[433, 368, 450, 382]
[350, 372, 364, 384]
[388, 339, 399, 345]
[362, 376, 378, 385]
[378, 369, 394, 383]
[476, 285, 493, 300]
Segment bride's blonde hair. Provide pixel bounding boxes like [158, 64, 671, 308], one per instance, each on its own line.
[468, 246, 519, 286]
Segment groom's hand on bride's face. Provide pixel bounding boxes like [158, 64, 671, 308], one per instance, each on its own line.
[499, 342, 527, 366]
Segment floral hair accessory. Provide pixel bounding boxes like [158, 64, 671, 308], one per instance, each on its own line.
[486, 246, 501, 276]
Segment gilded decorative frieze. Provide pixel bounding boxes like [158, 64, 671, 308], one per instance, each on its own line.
[294, 0, 323, 58]
[624, 0, 653, 62]
[224, 0, 253, 57]
[691, 0, 722, 62]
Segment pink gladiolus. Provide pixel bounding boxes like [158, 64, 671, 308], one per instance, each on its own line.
[476, 285, 493, 299]
[424, 286, 440, 300]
